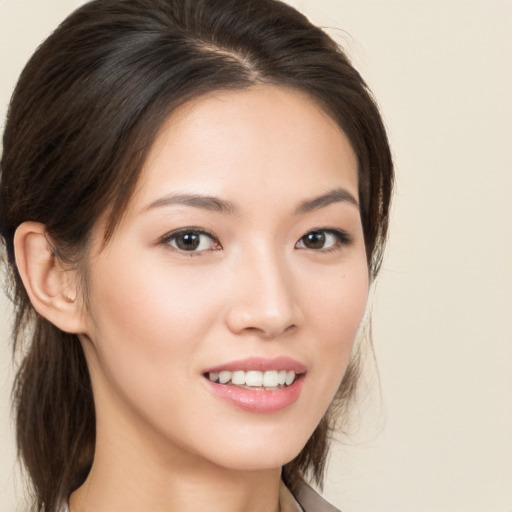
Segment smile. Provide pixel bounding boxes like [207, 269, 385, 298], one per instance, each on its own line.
[202, 357, 307, 413]
[207, 370, 297, 389]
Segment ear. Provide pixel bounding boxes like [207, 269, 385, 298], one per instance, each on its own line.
[13, 221, 87, 334]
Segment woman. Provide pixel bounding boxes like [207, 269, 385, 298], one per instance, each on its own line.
[0, 0, 393, 510]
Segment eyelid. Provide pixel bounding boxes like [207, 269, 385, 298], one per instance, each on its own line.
[295, 228, 353, 250]
[160, 227, 221, 254]
[158, 226, 351, 254]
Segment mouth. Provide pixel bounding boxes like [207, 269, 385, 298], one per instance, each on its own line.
[202, 357, 307, 413]
[204, 369, 302, 390]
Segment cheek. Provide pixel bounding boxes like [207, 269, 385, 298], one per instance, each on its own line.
[304, 255, 369, 336]
[88, 254, 220, 347]
[83, 253, 226, 405]
[302, 259, 369, 389]
[326, 270, 368, 346]
[83, 254, 229, 437]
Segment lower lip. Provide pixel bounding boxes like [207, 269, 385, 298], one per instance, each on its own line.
[204, 376, 305, 413]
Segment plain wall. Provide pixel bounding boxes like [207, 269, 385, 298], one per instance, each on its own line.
[1, 1, 511, 511]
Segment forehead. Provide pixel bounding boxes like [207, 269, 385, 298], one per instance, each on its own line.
[129, 85, 359, 215]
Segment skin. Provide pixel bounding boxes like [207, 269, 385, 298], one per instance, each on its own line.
[57, 85, 369, 511]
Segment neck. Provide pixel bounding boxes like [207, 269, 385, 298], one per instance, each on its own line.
[71, 466, 281, 512]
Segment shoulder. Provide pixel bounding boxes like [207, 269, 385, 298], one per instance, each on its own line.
[292, 480, 342, 512]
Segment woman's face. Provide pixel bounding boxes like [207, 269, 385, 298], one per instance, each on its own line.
[80, 85, 368, 472]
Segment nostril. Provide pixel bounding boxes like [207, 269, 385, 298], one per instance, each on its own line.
[241, 323, 297, 339]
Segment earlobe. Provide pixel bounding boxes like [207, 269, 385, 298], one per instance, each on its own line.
[13, 222, 87, 334]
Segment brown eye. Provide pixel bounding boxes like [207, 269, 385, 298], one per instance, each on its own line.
[296, 229, 350, 251]
[301, 231, 327, 249]
[175, 232, 201, 251]
[165, 230, 219, 252]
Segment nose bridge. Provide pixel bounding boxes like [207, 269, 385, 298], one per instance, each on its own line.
[226, 240, 300, 337]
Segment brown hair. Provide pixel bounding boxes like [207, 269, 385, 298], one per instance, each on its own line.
[0, 0, 393, 510]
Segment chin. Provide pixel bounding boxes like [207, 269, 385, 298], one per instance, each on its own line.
[192, 423, 313, 473]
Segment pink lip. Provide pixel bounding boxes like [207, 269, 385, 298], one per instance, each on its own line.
[203, 356, 307, 374]
[204, 375, 305, 413]
[202, 356, 307, 414]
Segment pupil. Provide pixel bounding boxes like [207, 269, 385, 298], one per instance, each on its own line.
[177, 233, 200, 251]
[305, 231, 325, 249]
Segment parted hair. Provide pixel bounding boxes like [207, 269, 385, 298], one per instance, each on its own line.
[0, 0, 393, 510]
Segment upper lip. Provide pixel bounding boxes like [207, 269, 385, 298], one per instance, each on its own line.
[203, 356, 307, 374]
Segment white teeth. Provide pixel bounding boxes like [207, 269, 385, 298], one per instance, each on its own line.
[245, 371, 263, 387]
[285, 371, 296, 386]
[218, 371, 232, 384]
[208, 369, 298, 387]
[231, 371, 246, 385]
[263, 370, 279, 387]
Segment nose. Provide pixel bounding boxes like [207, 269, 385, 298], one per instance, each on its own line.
[224, 247, 303, 339]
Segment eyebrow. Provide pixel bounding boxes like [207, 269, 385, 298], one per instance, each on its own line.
[294, 188, 359, 214]
[144, 193, 236, 215]
[143, 187, 358, 215]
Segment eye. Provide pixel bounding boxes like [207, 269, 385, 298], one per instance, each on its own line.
[295, 229, 351, 251]
[163, 229, 220, 253]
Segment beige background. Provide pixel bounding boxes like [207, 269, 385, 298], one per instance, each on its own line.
[1, 0, 511, 511]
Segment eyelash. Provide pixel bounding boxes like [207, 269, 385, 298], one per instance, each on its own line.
[296, 228, 353, 253]
[160, 227, 221, 257]
[160, 227, 352, 256]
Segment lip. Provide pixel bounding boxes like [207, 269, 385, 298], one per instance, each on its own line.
[203, 374, 305, 413]
[202, 356, 307, 414]
[203, 356, 307, 374]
